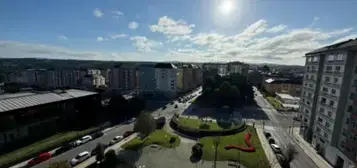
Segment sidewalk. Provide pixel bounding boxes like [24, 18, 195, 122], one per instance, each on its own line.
[256, 128, 281, 168]
[292, 128, 333, 168]
[74, 133, 138, 168]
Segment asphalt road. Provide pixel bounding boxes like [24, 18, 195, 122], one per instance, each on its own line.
[252, 87, 317, 168]
[18, 87, 202, 168]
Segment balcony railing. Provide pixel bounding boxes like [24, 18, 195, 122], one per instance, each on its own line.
[323, 81, 340, 88]
[316, 122, 332, 133]
[320, 91, 338, 100]
[319, 112, 334, 122]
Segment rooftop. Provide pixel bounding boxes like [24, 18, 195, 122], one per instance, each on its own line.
[264, 78, 302, 85]
[0, 89, 98, 113]
[154, 63, 177, 69]
[306, 38, 357, 56]
[276, 93, 294, 100]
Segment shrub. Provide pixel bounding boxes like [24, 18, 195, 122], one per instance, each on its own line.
[169, 137, 177, 144]
[199, 123, 210, 129]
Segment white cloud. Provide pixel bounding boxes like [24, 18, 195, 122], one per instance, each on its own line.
[130, 36, 162, 52]
[313, 16, 320, 21]
[110, 34, 127, 39]
[58, 35, 68, 40]
[112, 10, 124, 19]
[96, 36, 108, 42]
[266, 24, 287, 33]
[128, 21, 139, 29]
[93, 8, 103, 18]
[150, 16, 195, 36]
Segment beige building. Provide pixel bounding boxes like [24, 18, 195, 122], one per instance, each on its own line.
[263, 78, 302, 97]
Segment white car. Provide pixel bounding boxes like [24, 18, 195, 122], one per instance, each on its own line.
[109, 136, 123, 145]
[76, 135, 92, 145]
[70, 151, 91, 166]
[270, 144, 282, 153]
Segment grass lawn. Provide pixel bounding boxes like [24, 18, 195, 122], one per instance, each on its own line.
[0, 127, 99, 167]
[122, 129, 180, 150]
[266, 96, 281, 109]
[177, 117, 238, 130]
[199, 126, 270, 168]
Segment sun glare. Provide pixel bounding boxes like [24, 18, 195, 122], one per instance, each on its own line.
[219, 0, 235, 15]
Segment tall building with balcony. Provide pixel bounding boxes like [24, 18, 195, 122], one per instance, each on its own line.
[299, 39, 357, 168]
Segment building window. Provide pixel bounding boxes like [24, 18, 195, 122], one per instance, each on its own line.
[331, 89, 336, 95]
[348, 105, 353, 112]
[307, 101, 311, 105]
[336, 53, 346, 61]
[335, 66, 341, 72]
[308, 92, 312, 98]
[320, 97, 327, 104]
[306, 66, 310, 71]
[316, 127, 321, 133]
[305, 74, 309, 79]
[327, 55, 335, 61]
[326, 66, 333, 71]
[324, 132, 328, 138]
[327, 111, 332, 117]
[324, 76, 330, 82]
[322, 87, 328, 92]
[319, 107, 324, 113]
[350, 93, 356, 100]
[318, 117, 323, 123]
[311, 75, 315, 80]
[329, 100, 335, 107]
[313, 57, 318, 62]
[325, 122, 330, 128]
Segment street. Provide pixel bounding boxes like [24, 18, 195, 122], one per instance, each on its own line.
[11, 88, 202, 168]
[252, 87, 318, 168]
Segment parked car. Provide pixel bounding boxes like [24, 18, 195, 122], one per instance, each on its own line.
[27, 152, 52, 166]
[268, 137, 275, 144]
[276, 154, 286, 166]
[75, 135, 93, 145]
[270, 144, 282, 153]
[264, 132, 271, 138]
[70, 151, 91, 166]
[92, 131, 104, 139]
[54, 142, 76, 155]
[123, 131, 134, 138]
[109, 136, 124, 146]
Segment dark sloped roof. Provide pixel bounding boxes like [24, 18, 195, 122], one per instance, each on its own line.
[154, 63, 177, 69]
[0, 89, 98, 113]
[306, 38, 357, 55]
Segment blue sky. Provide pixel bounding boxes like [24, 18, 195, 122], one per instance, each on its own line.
[1, 0, 357, 65]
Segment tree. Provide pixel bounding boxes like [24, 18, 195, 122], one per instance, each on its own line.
[48, 160, 71, 168]
[212, 136, 221, 168]
[262, 65, 270, 72]
[283, 143, 298, 163]
[100, 149, 118, 168]
[134, 112, 156, 137]
[95, 143, 106, 163]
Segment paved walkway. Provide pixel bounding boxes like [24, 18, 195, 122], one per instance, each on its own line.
[291, 128, 333, 168]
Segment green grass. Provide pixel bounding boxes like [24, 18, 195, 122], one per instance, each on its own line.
[177, 117, 237, 130]
[199, 126, 270, 168]
[266, 96, 281, 109]
[0, 127, 99, 167]
[122, 129, 181, 150]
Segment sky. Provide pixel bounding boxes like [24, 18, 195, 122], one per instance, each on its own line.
[0, 0, 357, 65]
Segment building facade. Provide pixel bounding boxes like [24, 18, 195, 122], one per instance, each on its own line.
[263, 78, 302, 97]
[109, 64, 137, 91]
[154, 63, 178, 96]
[138, 64, 156, 92]
[299, 39, 357, 168]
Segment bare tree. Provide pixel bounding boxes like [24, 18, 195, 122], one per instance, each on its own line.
[212, 136, 221, 168]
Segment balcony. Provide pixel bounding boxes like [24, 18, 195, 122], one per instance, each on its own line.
[303, 86, 315, 92]
[324, 70, 344, 76]
[320, 91, 338, 100]
[323, 81, 340, 88]
[317, 122, 332, 133]
[319, 102, 336, 110]
[319, 111, 334, 122]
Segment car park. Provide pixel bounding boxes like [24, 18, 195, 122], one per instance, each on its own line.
[70, 151, 91, 166]
[270, 144, 282, 153]
[109, 136, 124, 146]
[27, 152, 52, 166]
[75, 135, 92, 145]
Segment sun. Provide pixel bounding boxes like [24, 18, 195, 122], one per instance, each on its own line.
[218, 0, 235, 15]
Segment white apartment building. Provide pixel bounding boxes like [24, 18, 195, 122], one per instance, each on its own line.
[228, 62, 249, 76]
[300, 39, 357, 168]
[154, 63, 178, 95]
[82, 75, 105, 87]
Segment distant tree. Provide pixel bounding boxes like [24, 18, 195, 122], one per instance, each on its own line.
[95, 143, 106, 163]
[262, 65, 270, 72]
[48, 160, 71, 168]
[134, 112, 156, 137]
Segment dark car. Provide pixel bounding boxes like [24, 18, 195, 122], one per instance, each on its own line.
[91, 131, 104, 139]
[123, 131, 134, 138]
[54, 142, 76, 155]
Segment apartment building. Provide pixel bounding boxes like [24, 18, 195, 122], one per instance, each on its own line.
[154, 63, 178, 96]
[263, 78, 302, 97]
[138, 64, 156, 92]
[299, 39, 357, 168]
[228, 61, 249, 76]
[182, 64, 194, 92]
[192, 65, 203, 87]
[82, 74, 106, 88]
[109, 64, 137, 91]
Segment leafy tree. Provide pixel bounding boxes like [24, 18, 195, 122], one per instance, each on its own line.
[128, 96, 146, 116]
[99, 149, 118, 168]
[95, 143, 106, 163]
[134, 112, 156, 137]
[48, 160, 71, 168]
[262, 64, 270, 72]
